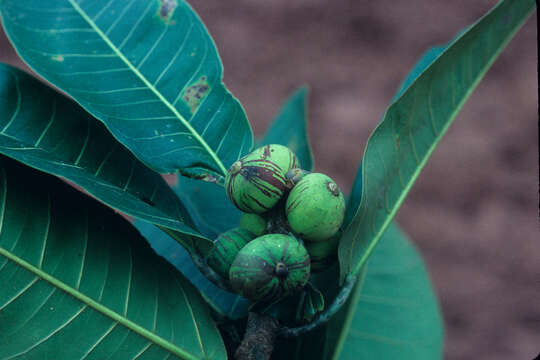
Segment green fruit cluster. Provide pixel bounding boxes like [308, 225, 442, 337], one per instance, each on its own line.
[207, 144, 346, 303]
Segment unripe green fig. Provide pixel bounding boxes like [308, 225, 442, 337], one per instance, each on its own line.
[304, 231, 340, 272]
[206, 228, 256, 279]
[225, 144, 300, 213]
[239, 213, 267, 236]
[229, 234, 310, 302]
[286, 173, 345, 242]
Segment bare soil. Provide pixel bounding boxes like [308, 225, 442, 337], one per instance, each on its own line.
[1, 1, 537, 359]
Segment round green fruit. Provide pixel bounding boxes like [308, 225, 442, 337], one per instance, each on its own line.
[225, 144, 300, 213]
[304, 231, 340, 272]
[229, 234, 310, 302]
[206, 228, 256, 279]
[239, 213, 267, 236]
[286, 173, 345, 242]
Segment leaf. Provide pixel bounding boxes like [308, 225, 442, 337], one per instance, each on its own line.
[343, 164, 361, 228]
[0, 62, 212, 254]
[0, 0, 253, 177]
[135, 218, 250, 320]
[259, 87, 314, 171]
[339, 0, 536, 280]
[174, 174, 241, 239]
[329, 223, 443, 360]
[0, 156, 226, 360]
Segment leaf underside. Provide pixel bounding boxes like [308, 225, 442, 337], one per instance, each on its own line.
[0, 63, 213, 254]
[339, 0, 536, 280]
[0, 0, 253, 177]
[0, 156, 226, 360]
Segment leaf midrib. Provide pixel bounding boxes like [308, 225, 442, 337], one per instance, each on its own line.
[0, 245, 200, 360]
[67, 0, 227, 176]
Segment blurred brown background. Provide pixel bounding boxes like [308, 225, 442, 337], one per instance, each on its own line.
[0, 1, 538, 359]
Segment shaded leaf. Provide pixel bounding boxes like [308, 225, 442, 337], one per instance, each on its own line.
[174, 174, 241, 239]
[329, 223, 443, 360]
[0, 0, 253, 177]
[135, 219, 250, 320]
[259, 87, 314, 171]
[343, 164, 361, 228]
[0, 156, 226, 360]
[339, 0, 536, 279]
[0, 62, 212, 253]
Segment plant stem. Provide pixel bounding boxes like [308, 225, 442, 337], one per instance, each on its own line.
[278, 274, 357, 338]
[235, 312, 279, 360]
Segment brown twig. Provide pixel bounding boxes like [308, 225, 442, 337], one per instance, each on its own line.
[235, 312, 280, 360]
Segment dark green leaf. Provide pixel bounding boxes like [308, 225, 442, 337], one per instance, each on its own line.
[135, 219, 250, 320]
[0, 0, 253, 177]
[259, 87, 314, 171]
[329, 223, 443, 360]
[0, 156, 226, 360]
[339, 0, 536, 279]
[0, 63, 212, 253]
[344, 164, 361, 228]
[174, 174, 241, 239]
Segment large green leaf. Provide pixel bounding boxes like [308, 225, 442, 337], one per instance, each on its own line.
[0, 62, 212, 253]
[0, 0, 253, 177]
[259, 87, 314, 171]
[0, 156, 226, 360]
[135, 219, 250, 320]
[339, 0, 536, 280]
[330, 223, 443, 359]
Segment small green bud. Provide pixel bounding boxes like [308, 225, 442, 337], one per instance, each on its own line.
[206, 228, 256, 279]
[238, 213, 267, 236]
[225, 144, 300, 213]
[286, 173, 345, 242]
[229, 234, 310, 302]
[304, 231, 341, 272]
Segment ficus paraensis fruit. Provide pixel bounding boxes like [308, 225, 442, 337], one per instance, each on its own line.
[225, 144, 300, 213]
[206, 228, 256, 279]
[229, 234, 310, 302]
[285, 173, 345, 242]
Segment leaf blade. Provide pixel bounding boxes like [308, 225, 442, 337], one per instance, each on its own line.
[0, 0, 253, 176]
[0, 62, 212, 252]
[331, 223, 443, 360]
[0, 156, 226, 359]
[339, 0, 536, 279]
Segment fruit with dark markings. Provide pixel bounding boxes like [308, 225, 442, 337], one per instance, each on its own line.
[225, 144, 300, 213]
[286, 173, 345, 242]
[229, 234, 310, 302]
[206, 228, 256, 279]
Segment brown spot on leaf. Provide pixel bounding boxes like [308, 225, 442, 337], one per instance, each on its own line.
[158, 0, 177, 21]
[181, 76, 210, 113]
